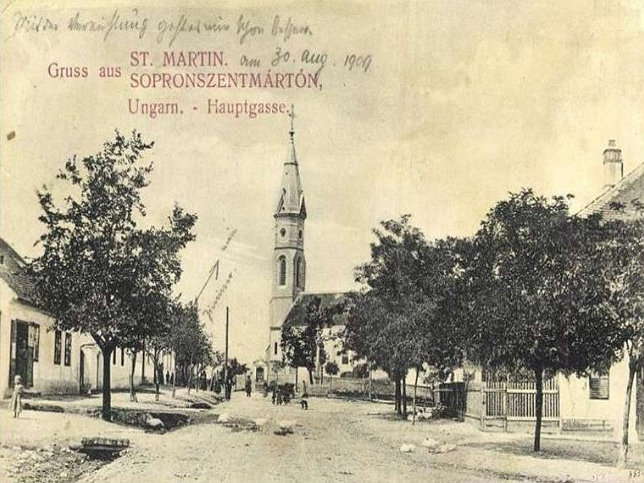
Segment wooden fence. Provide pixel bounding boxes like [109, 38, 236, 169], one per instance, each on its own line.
[306, 375, 561, 432]
[452, 376, 560, 431]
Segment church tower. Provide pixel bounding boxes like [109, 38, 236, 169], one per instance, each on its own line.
[268, 107, 307, 363]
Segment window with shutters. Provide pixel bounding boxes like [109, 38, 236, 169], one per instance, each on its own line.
[64, 332, 72, 366]
[53, 330, 62, 365]
[589, 372, 609, 399]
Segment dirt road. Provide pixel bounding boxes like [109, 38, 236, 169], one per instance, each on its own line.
[75, 395, 631, 483]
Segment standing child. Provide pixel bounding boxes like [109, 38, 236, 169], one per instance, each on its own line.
[10, 375, 24, 418]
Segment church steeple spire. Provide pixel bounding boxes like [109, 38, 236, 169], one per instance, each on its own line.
[275, 105, 306, 218]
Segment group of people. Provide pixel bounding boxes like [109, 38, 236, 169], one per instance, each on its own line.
[269, 381, 309, 409]
[8, 371, 309, 417]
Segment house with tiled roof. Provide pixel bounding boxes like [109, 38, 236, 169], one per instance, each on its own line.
[0, 238, 151, 398]
[568, 140, 644, 442]
[579, 139, 644, 220]
[0, 237, 84, 397]
[449, 141, 644, 440]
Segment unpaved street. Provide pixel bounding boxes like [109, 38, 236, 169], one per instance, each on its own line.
[73, 395, 630, 483]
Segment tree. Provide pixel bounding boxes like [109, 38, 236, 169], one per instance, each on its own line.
[222, 357, 248, 397]
[325, 361, 339, 376]
[346, 216, 426, 416]
[120, 291, 172, 402]
[598, 205, 644, 465]
[280, 296, 339, 384]
[345, 216, 466, 417]
[143, 295, 177, 401]
[352, 362, 369, 379]
[171, 301, 214, 395]
[30, 131, 197, 420]
[467, 189, 626, 451]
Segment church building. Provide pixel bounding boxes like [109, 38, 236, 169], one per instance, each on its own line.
[265, 109, 307, 382]
[260, 110, 360, 386]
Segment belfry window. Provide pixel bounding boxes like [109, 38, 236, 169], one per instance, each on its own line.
[278, 256, 286, 286]
[296, 257, 303, 288]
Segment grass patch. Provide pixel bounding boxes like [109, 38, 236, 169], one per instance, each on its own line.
[465, 437, 644, 469]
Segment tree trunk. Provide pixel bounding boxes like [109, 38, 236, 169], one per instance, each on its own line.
[101, 348, 112, 421]
[534, 368, 543, 452]
[172, 364, 176, 398]
[402, 375, 407, 417]
[195, 364, 200, 393]
[187, 366, 193, 395]
[129, 350, 138, 403]
[394, 373, 401, 415]
[154, 355, 161, 402]
[412, 368, 419, 425]
[619, 362, 637, 467]
[141, 341, 146, 383]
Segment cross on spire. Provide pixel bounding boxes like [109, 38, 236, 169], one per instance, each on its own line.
[289, 104, 296, 140]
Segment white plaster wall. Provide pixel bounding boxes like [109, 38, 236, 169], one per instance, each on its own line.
[1, 282, 146, 397]
[558, 356, 638, 442]
[1, 284, 81, 397]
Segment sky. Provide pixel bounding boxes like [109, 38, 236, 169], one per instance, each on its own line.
[2, 0, 644, 364]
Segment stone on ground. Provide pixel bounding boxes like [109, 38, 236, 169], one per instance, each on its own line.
[421, 437, 440, 450]
[145, 415, 164, 429]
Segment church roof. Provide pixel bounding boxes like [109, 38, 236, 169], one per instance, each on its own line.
[578, 160, 644, 221]
[275, 124, 306, 218]
[0, 237, 37, 305]
[282, 292, 349, 327]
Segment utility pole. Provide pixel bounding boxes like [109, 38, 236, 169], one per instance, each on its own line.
[224, 306, 230, 400]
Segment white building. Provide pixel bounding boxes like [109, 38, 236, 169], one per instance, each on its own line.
[0, 237, 162, 397]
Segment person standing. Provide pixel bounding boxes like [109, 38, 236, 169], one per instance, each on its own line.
[10, 375, 24, 418]
[245, 375, 252, 397]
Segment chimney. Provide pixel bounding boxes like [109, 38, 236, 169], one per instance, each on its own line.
[603, 139, 623, 190]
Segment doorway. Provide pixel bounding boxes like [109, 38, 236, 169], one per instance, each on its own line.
[255, 366, 265, 382]
[10, 320, 34, 388]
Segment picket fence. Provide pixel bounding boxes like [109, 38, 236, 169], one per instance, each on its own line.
[304, 375, 561, 432]
[453, 376, 560, 431]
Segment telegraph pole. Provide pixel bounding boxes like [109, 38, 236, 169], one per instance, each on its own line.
[224, 306, 230, 400]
